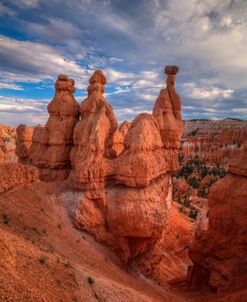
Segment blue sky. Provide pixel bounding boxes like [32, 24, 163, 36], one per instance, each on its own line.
[0, 0, 247, 126]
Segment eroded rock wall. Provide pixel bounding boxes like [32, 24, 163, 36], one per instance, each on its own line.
[187, 141, 247, 292]
[181, 125, 247, 166]
[183, 119, 247, 136]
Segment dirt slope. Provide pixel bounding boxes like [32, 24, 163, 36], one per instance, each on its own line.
[0, 181, 190, 302]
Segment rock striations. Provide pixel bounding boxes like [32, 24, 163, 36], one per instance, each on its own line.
[181, 121, 247, 166]
[16, 67, 183, 265]
[187, 141, 247, 293]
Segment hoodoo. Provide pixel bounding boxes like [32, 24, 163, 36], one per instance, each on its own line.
[16, 75, 79, 180]
[16, 67, 183, 265]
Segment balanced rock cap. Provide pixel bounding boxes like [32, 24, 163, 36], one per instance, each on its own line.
[89, 70, 107, 85]
[58, 74, 69, 81]
[164, 66, 179, 75]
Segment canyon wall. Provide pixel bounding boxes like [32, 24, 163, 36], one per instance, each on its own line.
[181, 120, 247, 166]
[183, 119, 247, 136]
[175, 120, 247, 216]
[187, 141, 247, 293]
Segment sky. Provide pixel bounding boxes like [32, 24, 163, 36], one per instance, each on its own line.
[0, 0, 247, 126]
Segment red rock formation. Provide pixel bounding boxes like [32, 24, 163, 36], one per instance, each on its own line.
[69, 70, 118, 191]
[181, 127, 247, 166]
[16, 75, 79, 180]
[187, 141, 247, 293]
[64, 67, 181, 262]
[153, 65, 182, 149]
[183, 119, 247, 136]
[119, 120, 131, 138]
[132, 184, 194, 286]
[112, 66, 182, 188]
[0, 125, 17, 163]
[229, 140, 247, 177]
[16, 67, 183, 268]
[15, 124, 33, 163]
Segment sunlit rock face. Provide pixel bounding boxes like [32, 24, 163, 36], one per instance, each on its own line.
[0, 125, 17, 163]
[67, 67, 182, 263]
[69, 70, 118, 192]
[16, 67, 183, 265]
[187, 141, 247, 292]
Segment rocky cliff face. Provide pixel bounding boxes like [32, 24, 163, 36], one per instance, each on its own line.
[16, 67, 183, 268]
[174, 120, 247, 215]
[187, 141, 247, 293]
[183, 119, 247, 136]
[181, 120, 247, 166]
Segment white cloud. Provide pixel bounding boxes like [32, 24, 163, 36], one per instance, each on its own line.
[183, 105, 195, 110]
[1, 35, 158, 91]
[0, 82, 23, 90]
[0, 3, 16, 16]
[152, 0, 247, 89]
[106, 87, 131, 96]
[0, 103, 34, 111]
[0, 95, 49, 112]
[0, 35, 91, 88]
[0, 112, 47, 126]
[10, 0, 39, 8]
[26, 18, 81, 42]
[0, 95, 49, 126]
[114, 107, 152, 120]
[220, 16, 233, 27]
[104, 68, 137, 86]
[204, 108, 217, 112]
[232, 108, 247, 114]
[109, 57, 124, 63]
[183, 82, 234, 100]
